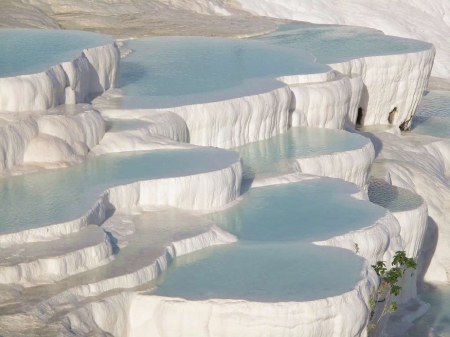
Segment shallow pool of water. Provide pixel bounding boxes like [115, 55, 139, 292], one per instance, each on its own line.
[0, 148, 238, 234]
[411, 91, 450, 138]
[117, 36, 330, 109]
[153, 241, 364, 302]
[151, 180, 384, 302]
[233, 127, 369, 180]
[412, 286, 450, 337]
[369, 179, 423, 213]
[0, 29, 113, 78]
[252, 23, 432, 64]
[208, 179, 385, 242]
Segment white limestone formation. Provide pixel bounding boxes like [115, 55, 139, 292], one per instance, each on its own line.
[363, 130, 450, 284]
[330, 48, 435, 128]
[0, 42, 120, 112]
[90, 111, 192, 156]
[295, 139, 375, 191]
[0, 14, 442, 337]
[235, 0, 450, 81]
[139, 86, 293, 148]
[57, 181, 406, 337]
[95, 69, 362, 151]
[0, 153, 242, 248]
[0, 106, 105, 173]
[0, 226, 113, 287]
[391, 201, 428, 303]
[288, 72, 361, 129]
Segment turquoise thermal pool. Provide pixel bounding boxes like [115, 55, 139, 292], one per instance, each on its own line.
[117, 36, 330, 109]
[0, 29, 114, 78]
[153, 242, 364, 302]
[251, 23, 432, 64]
[0, 148, 238, 234]
[206, 180, 385, 243]
[151, 180, 384, 302]
[411, 90, 450, 138]
[233, 127, 370, 180]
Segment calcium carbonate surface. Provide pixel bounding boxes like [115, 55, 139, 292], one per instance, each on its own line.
[411, 90, 450, 138]
[368, 179, 424, 213]
[233, 126, 370, 180]
[0, 148, 238, 234]
[0, 29, 114, 78]
[151, 180, 383, 302]
[251, 23, 432, 64]
[117, 36, 330, 109]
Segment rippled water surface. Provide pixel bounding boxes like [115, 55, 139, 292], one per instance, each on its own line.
[233, 127, 369, 179]
[152, 180, 384, 302]
[118, 37, 330, 109]
[252, 23, 432, 64]
[411, 91, 450, 138]
[0, 148, 238, 234]
[0, 29, 113, 78]
[411, 286, 450, 337]
[369, 179, 423, 212]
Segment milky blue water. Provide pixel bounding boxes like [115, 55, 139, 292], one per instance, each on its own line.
[0, 148, 238, 234]
[154, 242, 364, 302]
[0, 29, 113, 78]
[207, 180, 385, 243]
[410, 91, 450, 138]
[252, 23, 432, 64]
[118, 37, 330, 109]
[233, 127, 370, 180]
[153, 179, 384, 302]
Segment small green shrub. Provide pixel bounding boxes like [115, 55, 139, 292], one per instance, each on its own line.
[368, 251, 417, 334]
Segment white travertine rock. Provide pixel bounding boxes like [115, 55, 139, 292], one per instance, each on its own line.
[0, 42, 120, 112]
[54, 179, 409, 337]
[128, 86, 292, 148]
[0, 117, 38, 170]
[276, 69, 336, 85]
[0, 226, 113, 287]
[96, 69, 361, 152]
[330, 48, 435, 128]
[288, 74, 356, 129]
[391, 202, 428, 303]
[35, 223, 237, 323]
[0, 108, 105, 172]
[235, 0, 449, 80]
[348, 74, 364, 126]
[23, 133, 78, 164]
[314, 211, 403, 266]
[126, 273, 374, 337]
[37, 110, 105, 149]
[363, 131, 450, 284]
[57, 266, 376, 337]
[295, 139, 375, 191]
[0, 15, 440, 336]
[250, 172, 319, 188]
[91, 111, 191, 156]
[0, 155, 242, 248]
